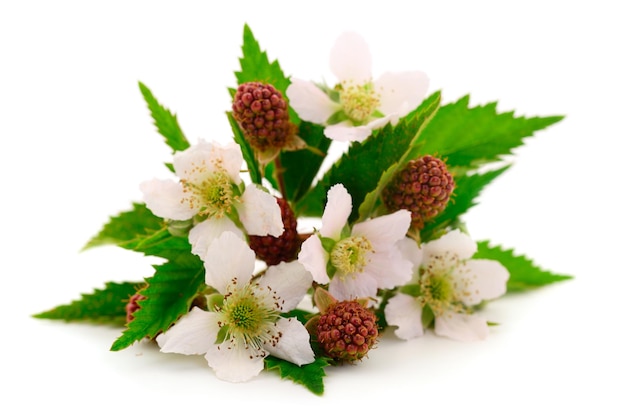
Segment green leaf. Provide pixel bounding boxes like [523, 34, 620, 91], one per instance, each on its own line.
[110, 254, 204, 351]
[264, 356, 329, 396]
[420, 166, 510, 241]
[234, 24, 299, 124]
[33, 281, 143, 325]
[418, 95, 563, 169]
[475, 241, 573, 292]
[295, 92, 441, 220]
[227, 111, 262, 184]
[83, 203, 164, 250]
[138, 81, 190, 153]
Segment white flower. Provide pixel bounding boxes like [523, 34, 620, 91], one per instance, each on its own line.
[140, 140, 283, 256]
[384, 229, 509, 341]
[286, 32, 429, 143]
[156, 231, 315, 382]
[298, 184, 413, 301]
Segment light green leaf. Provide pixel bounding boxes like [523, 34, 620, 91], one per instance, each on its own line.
[475, 241, 573, 292]
[83, 203, 163, 250]
[264, 356, 329, 396]
[33, 281, 143, 325]
[418, 95, 563, 169]
[138, 81, 190, 153]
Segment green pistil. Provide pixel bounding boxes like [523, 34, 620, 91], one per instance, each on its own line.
[218, 283, 280, 351]
[330, 235, 373, 278]
[338, 82, 381, 124]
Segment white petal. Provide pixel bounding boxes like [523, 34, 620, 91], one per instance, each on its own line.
[330, 32, 372, 84]
[203, 231, 255, 293]
[455, 259, 509, 306]
[352, 209, 411, 251]
[172, 141, 214, 184]
[258, 261, 313, 312]
[298, 235, 331, 285]
[364, 247, 413, 290]
[375, 71, 429, 119]
[267, 317, 315, 366]
[397, 237, 423, 271]
[235, 184, 283, 237]
[329, 271, 378, 301]
[423, 229, 477, 263]
[320, 184, 352, 239]
[286, 79, 340, 124]
[434, 312, 489, 341]
[384, 294, 424, 340]
[140, 178, 196, 220]
[324, 123, 372, 142]
[156, 307, 218, 355]
[188, 217, 243, 258]
[209, 142, 244, 184]
[205, 342, 265, 382]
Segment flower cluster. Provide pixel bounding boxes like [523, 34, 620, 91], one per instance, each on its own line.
[35, 25, 570, 395]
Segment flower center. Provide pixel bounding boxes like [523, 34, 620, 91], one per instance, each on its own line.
[181, 169, 235, 218]
[330, 235, 373, 278]
[418, 253, 467, 316]
[338, 82, 380, 124]
[218, 281, 281, 352]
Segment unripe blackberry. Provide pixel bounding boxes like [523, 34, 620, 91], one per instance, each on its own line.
[232, 82, 296, 152]
[317, 300, 378, 363]
[382, 155, 454, 230]
[249, 197, 300, 266]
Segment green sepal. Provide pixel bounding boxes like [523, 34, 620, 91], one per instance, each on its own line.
[421, 304, 435, 329]
[319, 236, 336, 254]
[399, 283, 422, 297]
[264, 356, 329, 396]
[138, 81, 190, 153]
[474, 241, 573, 292]
[33, 281, 143, 325]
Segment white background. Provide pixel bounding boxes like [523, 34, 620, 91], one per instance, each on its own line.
[2, 0, 624, 418]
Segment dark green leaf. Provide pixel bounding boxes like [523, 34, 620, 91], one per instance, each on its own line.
[296, 92, 441, 220]
[419, 95, 563, 169]
[138, 81, 190, 153]
[475, 241, 573, 292]
[33, 281, 143, 325]
[264, 356, 329, 396]
[110, 254, 204, 351]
